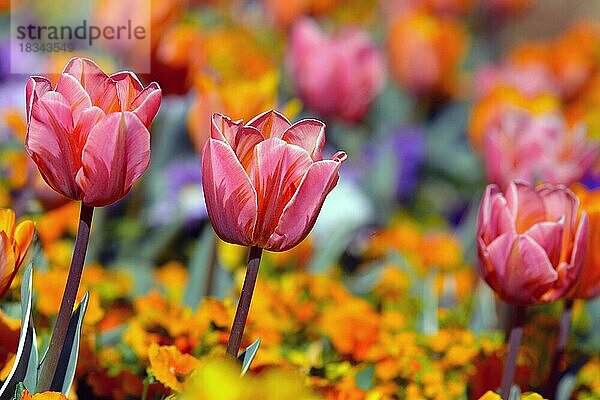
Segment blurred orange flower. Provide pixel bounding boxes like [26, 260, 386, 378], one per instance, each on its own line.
[387, 9, 467, 97]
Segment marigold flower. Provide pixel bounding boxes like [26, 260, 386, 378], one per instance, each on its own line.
[148, 344, 200, 392]
[202, 110, 346, 252]
[25, 57, 161, 207]
[477, 181, 588, 305]
[0, 208, 35, 299]
[20, 390, 68, 400]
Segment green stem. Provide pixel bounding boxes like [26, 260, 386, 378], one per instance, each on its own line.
[226, 246, 263, 357]
[37, 203, 94, 391]
[500, 306, 526, 400]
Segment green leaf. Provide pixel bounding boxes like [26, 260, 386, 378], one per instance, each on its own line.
[508, 385, 521, 400]
[183, 224, 217, 308]
[556, 374, 577, 400]
[238, 338, 261, 376]
[10, 382, 25, 400]
[355, 365, 374, 391]
[39, 292, 89, 395]
[420, 271, 439, 335]
[0, 264, 38, 400]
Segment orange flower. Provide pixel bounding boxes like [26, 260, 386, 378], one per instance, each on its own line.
[568, 185, 600, 299]
[387, 10, 467, 97]
[148, 343, 200, 392]
[319, 298, 379, 360]
[0, 209, 35, 299]
[20, 390, 68, 400]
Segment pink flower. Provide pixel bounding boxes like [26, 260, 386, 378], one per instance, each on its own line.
[202, 110, 346, 252]
[483, 109, 598, 189]
[287, 18, 385, 123]
[25, 57, 161, 207]
[477, 181, 588, 305]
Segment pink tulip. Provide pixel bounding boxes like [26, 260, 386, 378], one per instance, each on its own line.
[483, 109, 598, 189]
[202, 110, 346, 252]
[25, 57, 162, 207]
[287, 18, 385, 123]
[477, 181, 588, 305]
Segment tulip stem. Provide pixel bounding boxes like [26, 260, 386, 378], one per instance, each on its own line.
[226, 246, 263, 357]
[544, 299, 574, 399]
[500, 305, 526, 400]
[37, 203, 94, 392]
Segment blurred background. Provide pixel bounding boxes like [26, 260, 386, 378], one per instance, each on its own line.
[1, 0, 600, 399]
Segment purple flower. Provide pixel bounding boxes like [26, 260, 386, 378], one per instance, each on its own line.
[150, 157, 207, 226]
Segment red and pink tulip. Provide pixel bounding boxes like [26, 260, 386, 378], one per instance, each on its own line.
[477, 181, 588, 305]
[483, 109, 598, 189]
[202, 110, 346, 252]
[25, 57, 162, 207]
[287, 18, 385, 123]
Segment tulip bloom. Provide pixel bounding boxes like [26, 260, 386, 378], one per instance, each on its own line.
[202, 110, 346, 252]
[568, 185, 600, 299]
[25, 57, 162, 207]
[477, 181, 588, 305]
[287, 19, 385, 122]
[483, 109, 598, 189]
[0, 208, 35, 298]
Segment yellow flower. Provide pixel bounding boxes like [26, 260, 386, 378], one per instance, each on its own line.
[180, 358, 321, 400]
[477, 391, 546, 400]
[148, 343, 200, 392]
[0, 208, 35, 298]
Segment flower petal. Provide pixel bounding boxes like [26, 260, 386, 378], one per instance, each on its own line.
[524, 221, 563, 266]
[62, 57, 119, 113]
[26, 76, 52, 124]
[503, 234, 558, 305]
[26, 91, 80, 199]
[0, 209, 16, 237]
[0, 232, 17, 298]
[111, 72, 161, 128]
[247, 110, 291, 139]
[505, 181, 546, 233]
[266, 152, 345, 251]
[247, 138, 313, 245]
[281, 119, 326, 161]
[55, 72, 93, 124]
[201, 138, 257, 245]
[76, 112, 150, 206]
[14, 220, 35, 267]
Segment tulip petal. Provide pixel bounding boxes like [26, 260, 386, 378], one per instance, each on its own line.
[504, 235, 558, 304]
[0, 209, 16, 237]
[26, 76, 52, 124]
[281, 119, 326, 161]
[211, 113, 242, 145]
[202, 138, 257, 245]
[55, 73, 93, 124]
[73, 106, 105, 150]
[76, 112, 150, 206]
[0, 232, 16, 298]
[14, 220, 35, 267]
[505, 181, 546, 233]
[266, 152, 346, 251]
[248, 138, 313, 244]
[62, 57, 119, 113]
[26, 91, 81, 199]
[247, 110, 291, 139]
[524, 221, 563, 266]
[111, 72, 161, 127]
